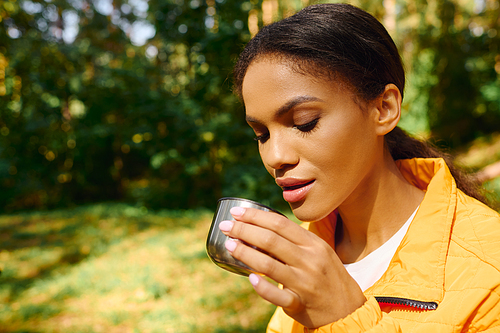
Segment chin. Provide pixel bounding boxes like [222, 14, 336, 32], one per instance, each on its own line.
[291, 206, 326, 223]
[290, 199, 338, 223]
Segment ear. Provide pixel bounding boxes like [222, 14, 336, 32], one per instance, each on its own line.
[372, 84, 401, 136]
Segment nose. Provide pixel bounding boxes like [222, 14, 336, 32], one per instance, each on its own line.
[260, 132, 299, 172]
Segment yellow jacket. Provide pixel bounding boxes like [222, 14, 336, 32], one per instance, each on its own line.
[267, 158, 500, 332]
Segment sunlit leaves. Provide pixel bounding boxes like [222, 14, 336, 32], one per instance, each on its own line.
[1, 0, 498, 212]
[387, 0, 500, 146]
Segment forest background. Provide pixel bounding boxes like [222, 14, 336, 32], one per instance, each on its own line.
[1, 0, 500, 213]
[1, 0, 500, 332]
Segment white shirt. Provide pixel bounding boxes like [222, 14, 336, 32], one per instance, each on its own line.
[343, 207, 419, 292]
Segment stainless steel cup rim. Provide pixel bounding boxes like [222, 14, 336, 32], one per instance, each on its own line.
[216, 197, 285, 217]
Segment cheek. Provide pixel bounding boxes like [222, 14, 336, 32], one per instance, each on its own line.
[311, 118, 377, 170]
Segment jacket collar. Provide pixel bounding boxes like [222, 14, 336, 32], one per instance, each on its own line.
[365, 158, 455, 303]
[305, 158, 455, 304]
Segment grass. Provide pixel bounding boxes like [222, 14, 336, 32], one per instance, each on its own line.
[0, 204, 276, 333]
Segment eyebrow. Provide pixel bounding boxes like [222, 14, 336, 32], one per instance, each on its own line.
[245, 95, 323, 123]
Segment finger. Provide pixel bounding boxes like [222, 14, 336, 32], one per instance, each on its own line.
[225, 238, 292, 282]
[220, 219, 301, 266]
[248, 273, 301, 310]
[230, 207, 310, 245]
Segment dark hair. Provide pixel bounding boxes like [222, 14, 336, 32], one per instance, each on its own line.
[233, 3, 488, 204]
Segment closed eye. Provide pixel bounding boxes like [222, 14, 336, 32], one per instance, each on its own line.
[254, 118, 319, 143]
[254, 132, 270, 143]
[294, 118, 319, 133]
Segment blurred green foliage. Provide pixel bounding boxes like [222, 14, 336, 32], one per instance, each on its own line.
[0, 0, 499, 212]
[0, 0, 282, 212]
[398, 0, 500, 147]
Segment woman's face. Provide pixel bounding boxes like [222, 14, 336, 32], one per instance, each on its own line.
[242, 59, 385, 222]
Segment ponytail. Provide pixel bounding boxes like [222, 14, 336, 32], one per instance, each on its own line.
[386, 127, 488, 205]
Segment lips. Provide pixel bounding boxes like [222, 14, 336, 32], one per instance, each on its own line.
[276, 178, 315, 203]
[282, 180, 315, 191]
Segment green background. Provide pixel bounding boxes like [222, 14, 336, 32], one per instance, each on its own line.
[1, 0, 499, 331]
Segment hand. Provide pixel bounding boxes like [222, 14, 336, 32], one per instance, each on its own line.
[218, 207, 366, 329]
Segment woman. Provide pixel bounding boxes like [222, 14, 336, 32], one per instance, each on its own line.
[218, 3, 500, 332]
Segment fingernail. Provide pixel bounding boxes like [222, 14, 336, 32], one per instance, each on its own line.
[249, 273, 259, 286]
[225, 239, 237, 252]
[219, 220, 233, 232]
[230, 206, 245, 217]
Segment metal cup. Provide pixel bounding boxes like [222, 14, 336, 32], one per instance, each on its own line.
[206, 197, 285, 276]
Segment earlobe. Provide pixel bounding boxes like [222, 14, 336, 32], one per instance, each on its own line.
[374, 84, 401, 136]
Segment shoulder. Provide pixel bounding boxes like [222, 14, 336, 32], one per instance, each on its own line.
[445, 192, 500, 332]
[450, 190, 500, 271]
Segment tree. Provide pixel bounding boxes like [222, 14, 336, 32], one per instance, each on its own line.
[1, 0, 498, 212]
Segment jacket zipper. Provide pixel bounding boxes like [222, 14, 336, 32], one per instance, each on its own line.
[375, 296, 438, 310]
[301, 297, 438, 332]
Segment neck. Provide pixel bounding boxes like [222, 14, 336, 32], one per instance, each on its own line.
[335, 150, 425, 264]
